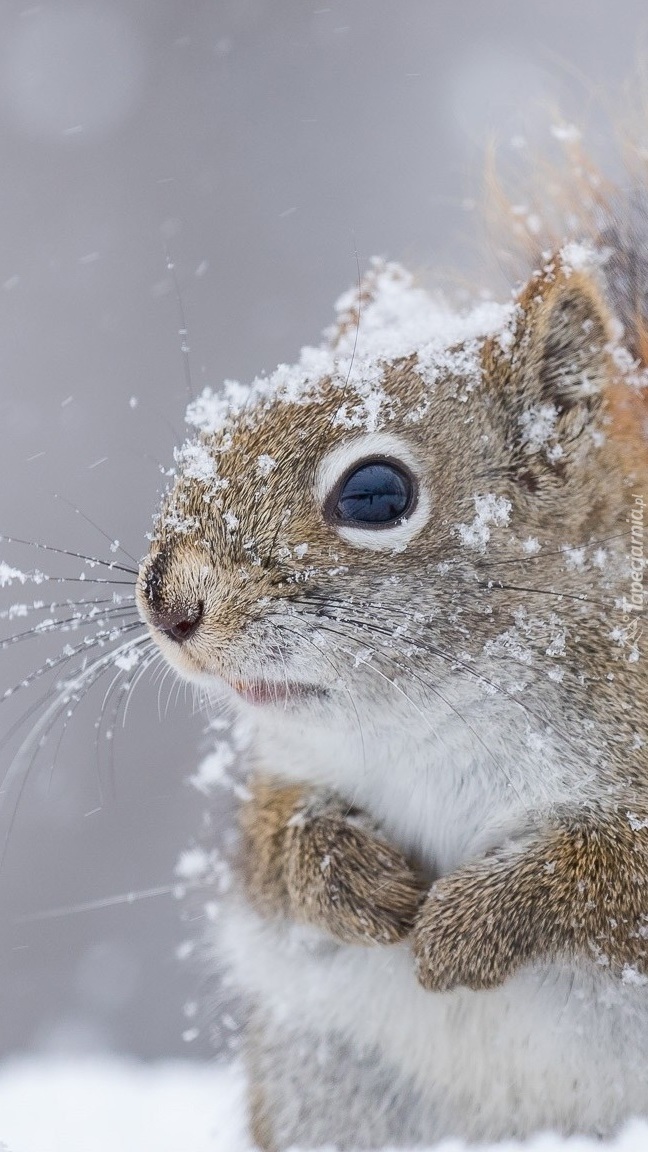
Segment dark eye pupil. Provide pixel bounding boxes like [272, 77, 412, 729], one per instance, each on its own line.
[335, 461, 412, 524]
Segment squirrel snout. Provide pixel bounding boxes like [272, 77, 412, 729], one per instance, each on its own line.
[141, 557, 204, 644]
[148, 601, 204, 644]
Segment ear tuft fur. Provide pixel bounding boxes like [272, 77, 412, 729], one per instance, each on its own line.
[534, 270, 611, 411]
[490, 260, 617, 486]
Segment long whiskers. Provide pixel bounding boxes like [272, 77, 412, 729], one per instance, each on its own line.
[0, 620, 145, 708]
[291, 593, 576, 756]
[1, 570, 136, 588]
[96, 643, 160, 797]
[283, 578, 594, 794]
[0, 533, 139, 577]
[0, 605, 140, 652]
[0, 631, 152, 866]
[477, 532, 628, 571]
[16, 876, 214, 924]
[0, 593, 136, 624]
[52, 491, 141, 568]
[296, 613, 526, 803]
[270, 616, 369, 782]
[476, 578, 608, 609]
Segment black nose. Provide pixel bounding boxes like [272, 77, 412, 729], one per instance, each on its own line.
[142, 555, 204, 644]
[152, 602, 204, 644]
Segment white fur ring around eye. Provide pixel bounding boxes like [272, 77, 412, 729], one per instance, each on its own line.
[316, 432, 431, 552]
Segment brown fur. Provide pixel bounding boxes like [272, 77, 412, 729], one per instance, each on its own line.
[139, 252, 648, 995]
[414, 808, 648, 992]
[241, 776, 427, 945]
[132, 106, 648, 1143]
[226, 261, 648, 991]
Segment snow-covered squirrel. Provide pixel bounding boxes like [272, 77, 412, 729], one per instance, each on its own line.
[136, 136, 648, 1148]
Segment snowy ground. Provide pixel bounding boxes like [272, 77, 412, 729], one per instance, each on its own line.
[1, 1060, 648, 1152]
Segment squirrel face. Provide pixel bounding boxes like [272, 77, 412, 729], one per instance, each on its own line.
[137, 257, 646, 733]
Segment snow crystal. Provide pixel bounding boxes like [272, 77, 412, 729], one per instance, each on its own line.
[551, 122, 582, 144]
[256, 454, 277, 478]
[189, 742, 236, 795]
[560, 241, 596, 275]
[457, 493, 512, 551]
[511, 205, 542, 237]
[175, 939, 196, 961]
[185, 379, 251, 436]
[525, 729, 548, 753]
[484, 628, 533, 665]
[158, 507, 199, 536]
[6, 602, 29, 619]
[175, 847, 210, 881]
[606, 341, 644, 386]
[332, 374, 386, 432]
[174, 440, 218, 484]
[621, 965, 648, 987]
[0, 563, 29, 587]
[546, 630, 567, 658]
[627, 812, 648, 832]
[114, 648, 141, 672]
[519, 403, 559, 454]
[522, 537, 541, 555]
[563, 546, 586, 572]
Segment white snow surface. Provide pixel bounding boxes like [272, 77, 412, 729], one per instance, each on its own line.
[1, 1058, 648, 1152]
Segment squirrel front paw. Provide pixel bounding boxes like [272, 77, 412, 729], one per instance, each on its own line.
[412, 866, 523, 992]
[240, 776, 427, 946]
[284, 800, 428, 945]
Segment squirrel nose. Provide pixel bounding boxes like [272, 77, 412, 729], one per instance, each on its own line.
[151, 602, 204, 644]
[142, 555, 204, 643]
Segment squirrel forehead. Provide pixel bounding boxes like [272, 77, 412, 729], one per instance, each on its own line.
[157, 348, 487, 533]
[154, 261, 526, 538]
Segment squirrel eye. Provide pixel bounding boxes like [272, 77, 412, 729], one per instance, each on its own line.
[331, 459, 415, 526]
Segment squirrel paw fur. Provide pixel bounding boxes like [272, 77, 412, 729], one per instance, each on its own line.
[240, 776, 427, 945]
[412, 865, 522, 992]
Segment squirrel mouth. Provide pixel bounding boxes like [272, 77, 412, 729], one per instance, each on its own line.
[231, 679, 323, 707]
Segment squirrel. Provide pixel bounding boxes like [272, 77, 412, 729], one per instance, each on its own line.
[136, 131, 648, 1148]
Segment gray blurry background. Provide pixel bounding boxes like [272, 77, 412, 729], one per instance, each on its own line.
[0, 0, 644, 1062]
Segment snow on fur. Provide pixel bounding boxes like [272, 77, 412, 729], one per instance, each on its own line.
[181, 261, 514, 445]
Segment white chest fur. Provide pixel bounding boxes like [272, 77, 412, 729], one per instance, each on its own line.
[206, 700, 648, 1141]
[216, 895, 648, 1140]
[253, 697, 575, 873]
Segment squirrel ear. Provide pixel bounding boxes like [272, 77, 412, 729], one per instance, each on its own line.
[501, 263, 614, 480]
[528, 267, 612, 411]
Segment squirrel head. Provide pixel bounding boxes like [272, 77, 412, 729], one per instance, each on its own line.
[137, 257, 645, 726]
